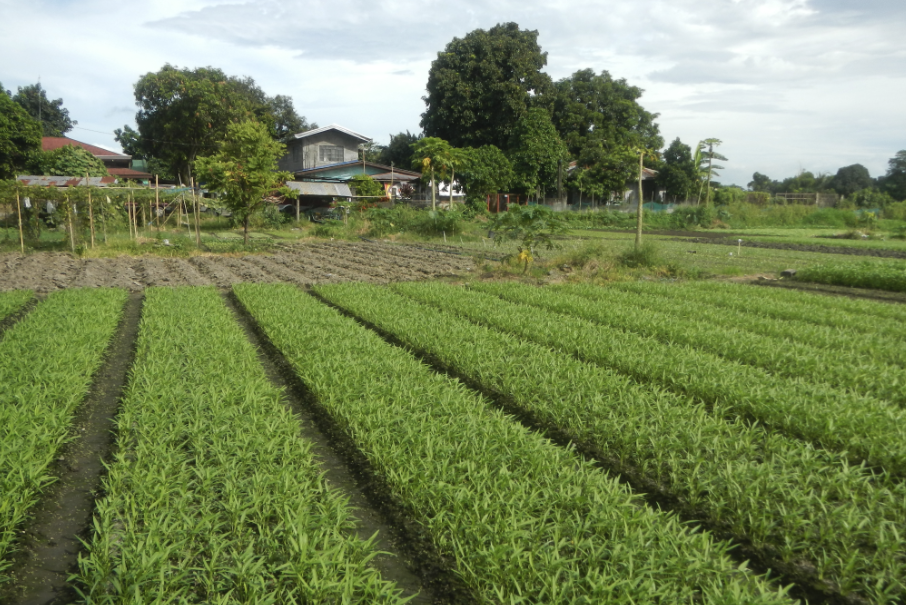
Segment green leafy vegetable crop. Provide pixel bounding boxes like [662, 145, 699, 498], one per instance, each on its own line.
[0, 288, 126, 583]
[0, 290, 32, 323]
[75, 287, 405, 603]
[238, 282, 793, 604]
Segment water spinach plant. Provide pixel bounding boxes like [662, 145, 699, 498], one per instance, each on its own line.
[0, 290, 32, 323]
[0, 288, 126, 583]
[467, 281, 906, 475]
[328, 282, 906, 603]
[610, 280, 906, 369]
[236, 282, 794, 604]
[74, 287, 406, 603]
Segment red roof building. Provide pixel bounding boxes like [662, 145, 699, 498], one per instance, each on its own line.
[41, 137, 152, 181]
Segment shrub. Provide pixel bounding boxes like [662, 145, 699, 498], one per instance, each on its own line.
[618, 242, 662, 268]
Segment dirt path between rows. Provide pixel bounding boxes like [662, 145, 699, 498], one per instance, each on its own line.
[0, 242, 474, 292]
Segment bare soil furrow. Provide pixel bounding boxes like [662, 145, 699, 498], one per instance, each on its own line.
[187, 256, 243, 287]
[244, 256, 316, 286]
[2, 293, 143, 605]
[216, 256, 281, 283]
[164, 258, 211, 286]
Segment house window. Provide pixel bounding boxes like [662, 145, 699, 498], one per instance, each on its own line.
[292, 144, 300, 162]
[319, 145, 344, 163]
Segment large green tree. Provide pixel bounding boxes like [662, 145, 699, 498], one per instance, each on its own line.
[30, 145, 108, 177]
[378, 130, 421, 168]
[507, 108, 569, 196]
[883, 151, 906, 201]
[0, 92, 42, 178]
[12, 82, 77, 137]
[551, 68, 662, 157]
[458, 145, 513, 198]
[571, 138, 636, 202]
[117, 65, 312, 184]
[195, 121, 290, 244]
[748, 172, 775, 193]
[421, 23, 552, 151]
[657, 138, 698, 202]
[832, 163, 872, 196]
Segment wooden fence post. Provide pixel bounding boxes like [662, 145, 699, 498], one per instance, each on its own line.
[14, 180, 24, 254]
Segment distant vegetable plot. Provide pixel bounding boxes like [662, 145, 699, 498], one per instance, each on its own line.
[1, 281, 905, 603]
[795, 260, 906, 292]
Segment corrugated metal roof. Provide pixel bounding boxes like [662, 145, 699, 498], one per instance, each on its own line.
[291, 124, 371, 143]
[16, 175, 118, 187]
[286, 181, 352, 197]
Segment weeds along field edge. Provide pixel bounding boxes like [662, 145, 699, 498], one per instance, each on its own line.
[608, 281, 906, 369]
[324, 282, 906, 604]
[0, 288, 127, 583]
[541, 282, 906, 406]
[0, 290, 32, 324]
[466, 281, 906, 475]
[74, 286, 406, 603]
[236, 282, 794, 604]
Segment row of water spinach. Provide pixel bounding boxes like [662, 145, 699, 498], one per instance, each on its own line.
[1, 281, 904, 602]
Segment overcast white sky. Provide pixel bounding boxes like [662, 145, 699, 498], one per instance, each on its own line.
[2, 0, 904, 186]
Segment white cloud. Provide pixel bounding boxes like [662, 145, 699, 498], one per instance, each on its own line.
[1, 0, 904, 185]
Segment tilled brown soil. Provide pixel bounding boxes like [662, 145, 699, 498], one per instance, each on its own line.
[0, 242, 474, 292]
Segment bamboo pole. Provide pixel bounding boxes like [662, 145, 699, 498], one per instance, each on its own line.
[67, 193, 76, 253]
[132, 191, 139, 239]
[191, 177, 200, 247]
[635, 151, 644, 249]
[14, 181, 24, 254]
[102, 196, 108, 244]
[127, 191, 133, 239]
[87, 174, 96, 249]
[155, 175, 160, 231]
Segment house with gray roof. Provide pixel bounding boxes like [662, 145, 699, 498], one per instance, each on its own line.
[278, 124, 372, 173]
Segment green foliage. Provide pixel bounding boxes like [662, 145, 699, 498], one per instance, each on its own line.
[570, 139, 636, 200]
[349, 173, 386, 201]
[460, 280, 906, 602]
[832, 163, 873, 196]
[11, 82, 76, 136]
[711, 185, 747, 206]
[121, 65, 311, 184]
[195, 120, 290, 244]
[421, 23, 552, 150]
[458, 144, 513, 196]
[883, 150, 906, 201]
[491, 204, 565, 270]
[551, 68, 662, 157]
[378, 130, 421, 168]
[506, 107, 569, 195]
[75, 287, 405, 602]
[0, 93, 42, 179]
[795, 260, 906, 293]
[618, 241, 662, 267]
[0, 290, 32, 321]
[847, 188, 894, 208]
[698, 138, 727, 207]
[296, 282, 794, 603]
[658, 138, 698, 201]
[0, 289, 126, 581]
[30, 144, 109, 177]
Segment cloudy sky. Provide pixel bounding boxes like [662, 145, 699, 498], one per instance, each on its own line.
[2, 0, 904, 186]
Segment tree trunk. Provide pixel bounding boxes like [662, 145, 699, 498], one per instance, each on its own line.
[449, 167, 454, 207]
[635, 152, 644, 249]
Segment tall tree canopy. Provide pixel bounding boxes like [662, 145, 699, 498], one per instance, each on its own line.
[832, 163, 872, 196]
[883, 151, 906, 201]
[507, 107, 569, 196]
[421, 23, 552, 151]
[458, 145, 513, 198]
[116, 65, 312, 184]
[0, 92, 42, 178]
[551, 69, 662, 157]
[378, 130, 421, 168]
[12, 82, 77, 137]
[658, 138, 698, 202]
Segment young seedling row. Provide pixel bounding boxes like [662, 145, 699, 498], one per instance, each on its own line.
[236, 283, 792, 603]
[0, 288, 126, 583]
[317, 281, 906, 603]
[610, 280, 906, 369]
[466, 281, 906, 475]
[1, 281, 903, 603]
